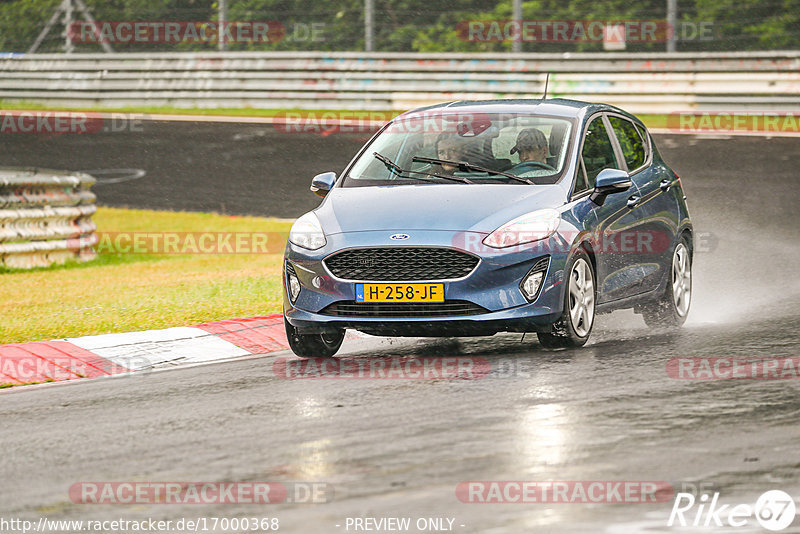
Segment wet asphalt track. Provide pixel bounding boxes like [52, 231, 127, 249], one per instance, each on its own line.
[2, 124, 800, 533]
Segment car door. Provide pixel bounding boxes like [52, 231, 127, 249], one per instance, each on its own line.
[606, 115, 680, 295]
[574, 114, 645, 303]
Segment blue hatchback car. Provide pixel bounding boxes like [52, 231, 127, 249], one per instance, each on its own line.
[283, 99, 693, 357]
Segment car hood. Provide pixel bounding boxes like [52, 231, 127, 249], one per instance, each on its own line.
[315, 184, 567, 235]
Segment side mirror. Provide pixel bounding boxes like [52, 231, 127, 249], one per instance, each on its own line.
[310, 172, 337, 197]
[590, 169, 632, 206]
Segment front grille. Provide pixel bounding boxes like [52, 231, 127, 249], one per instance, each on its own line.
[324, 247, 479, 281]
[320, 300, 489, 318]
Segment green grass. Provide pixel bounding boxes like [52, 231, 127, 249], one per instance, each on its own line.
[0, 100, 404, 119]
[9, 101, 793, 133]
[635, 114, 668, 129]
[0, 207, 292, 344]
[0, 101, 692, 130]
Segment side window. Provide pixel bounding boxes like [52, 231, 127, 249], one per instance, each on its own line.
[581, 116, 619, 188]
[573, 159, 589, 194]
[608, 116, 646, 171]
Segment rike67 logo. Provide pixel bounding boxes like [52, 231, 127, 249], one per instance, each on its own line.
[668, 490, 796, 531]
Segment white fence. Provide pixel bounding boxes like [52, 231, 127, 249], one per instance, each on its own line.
[1, 51, 799, 113]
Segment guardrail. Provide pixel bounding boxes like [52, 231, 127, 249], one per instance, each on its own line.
[0, 168, 97, 269]
[1, 51, 799, 113]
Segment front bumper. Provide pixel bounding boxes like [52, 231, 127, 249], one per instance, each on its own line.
[285, 301, 563, 336]
[283, 230, 571, 336]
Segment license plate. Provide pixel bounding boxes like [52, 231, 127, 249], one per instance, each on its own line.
[355, 283, 444, 303]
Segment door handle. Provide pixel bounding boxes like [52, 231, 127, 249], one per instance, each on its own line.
[627, 195, 641, 209]
[660, 179, 673, 192]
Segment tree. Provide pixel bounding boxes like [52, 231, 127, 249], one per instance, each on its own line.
[1, 0, 797, 53]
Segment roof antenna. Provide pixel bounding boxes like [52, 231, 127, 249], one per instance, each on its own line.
[542, 73, 550, 100]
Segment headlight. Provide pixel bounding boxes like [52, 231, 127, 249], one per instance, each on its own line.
[289, 212, 326, 250]
[483, 209, 560, 249]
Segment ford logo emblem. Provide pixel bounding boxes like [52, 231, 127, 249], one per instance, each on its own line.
[390, 233, 410, 241]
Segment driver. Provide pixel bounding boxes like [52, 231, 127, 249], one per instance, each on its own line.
[507, 128, 558, 179]
[510, 128, 550, 170]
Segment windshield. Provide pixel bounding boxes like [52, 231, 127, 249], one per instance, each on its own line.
[343, 112, 574, 187]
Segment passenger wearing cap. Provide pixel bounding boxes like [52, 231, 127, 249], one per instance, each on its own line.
[509, 128, 556, 176]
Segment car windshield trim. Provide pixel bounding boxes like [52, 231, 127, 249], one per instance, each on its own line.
[342, 112, 577, 188]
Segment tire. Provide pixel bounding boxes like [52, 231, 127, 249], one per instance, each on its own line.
[537, 250, 595, 349]
[284, 317, 345, 358]
[641, 236, 692, 328]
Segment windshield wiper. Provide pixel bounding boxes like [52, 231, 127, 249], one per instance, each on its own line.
[412, 156, 534, 185]
[373, 152, 405, 176]
[372, 152, 473, 184]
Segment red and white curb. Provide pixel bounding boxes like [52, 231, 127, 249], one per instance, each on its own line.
[0, 314, 290, 388]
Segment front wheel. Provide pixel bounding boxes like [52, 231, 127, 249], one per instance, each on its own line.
[641, 237, 692, 328]
[537, 250, 595, 349]
[284, 318, 345, 358]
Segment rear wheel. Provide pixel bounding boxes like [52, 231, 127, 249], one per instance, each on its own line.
[284, 318, 345, 358]
[641, 237, 692, 328]
[537, 250, 595, 349]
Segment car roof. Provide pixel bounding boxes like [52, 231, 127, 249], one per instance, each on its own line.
[396, 98, 640, 125]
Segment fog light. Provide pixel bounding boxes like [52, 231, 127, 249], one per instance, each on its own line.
[289, 274, 301, 302]
[286, 262, 301, 303]
[521, 272, 544, 300]
[519, 256, 550, 302]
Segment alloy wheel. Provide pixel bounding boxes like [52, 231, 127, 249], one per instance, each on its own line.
[568, 258, 595, 337]
[672, 243, 692, 317]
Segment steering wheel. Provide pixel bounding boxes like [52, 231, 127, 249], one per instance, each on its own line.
[508, 160, 556, 174]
